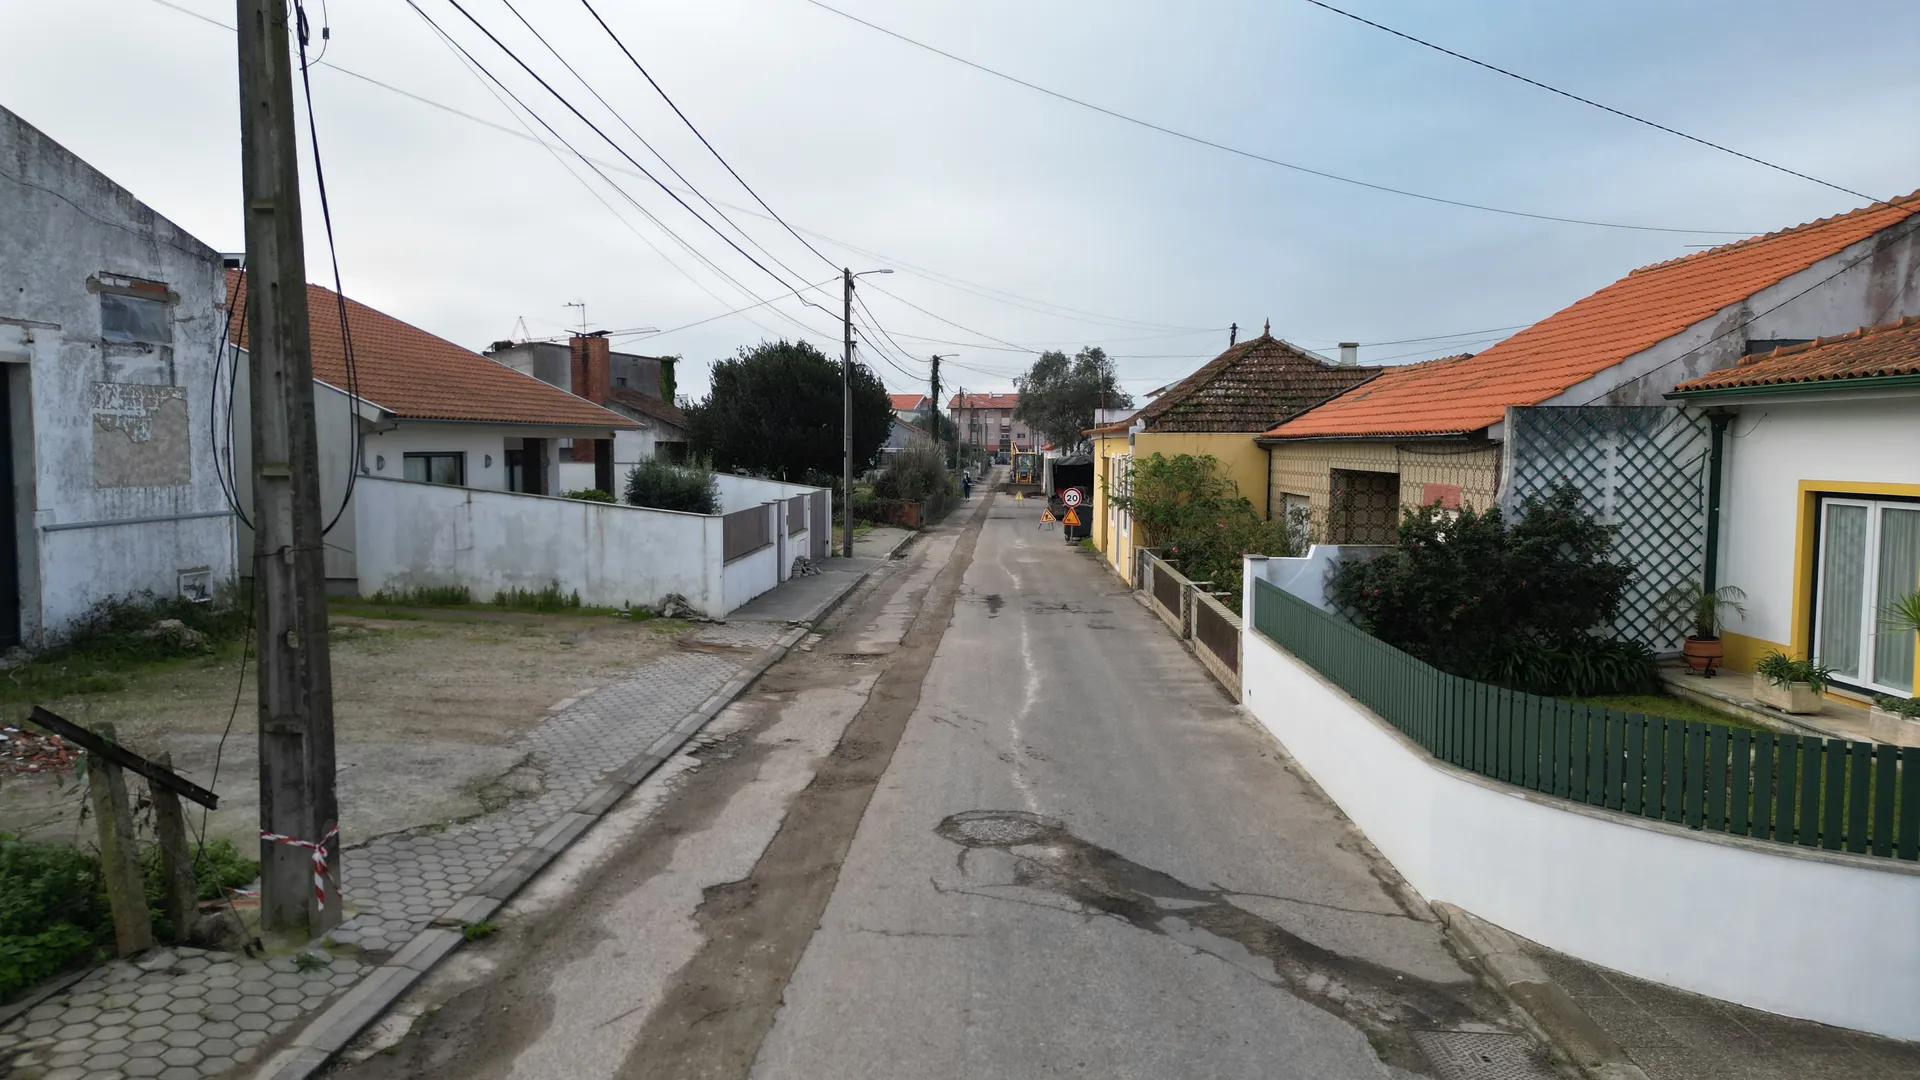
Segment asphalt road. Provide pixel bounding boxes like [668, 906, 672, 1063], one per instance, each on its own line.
[333, 487, 1558, 1080]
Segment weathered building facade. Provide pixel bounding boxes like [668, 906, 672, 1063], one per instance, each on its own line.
[0, 105, 237, 647]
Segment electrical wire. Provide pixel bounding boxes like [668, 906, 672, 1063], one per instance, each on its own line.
[1295, 0, 1878, 204]
[794, 0, 1752, 236]
[435, 0, 839, 335]
[293, 0, 364, 536]
[577, 0, 843, 273]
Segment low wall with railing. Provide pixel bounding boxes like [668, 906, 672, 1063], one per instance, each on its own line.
[1241, 571, 1920, 1041]
[1138, 551, 1240, 698]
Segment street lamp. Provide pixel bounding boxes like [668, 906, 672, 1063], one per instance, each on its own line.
[844, 268, 892, 558]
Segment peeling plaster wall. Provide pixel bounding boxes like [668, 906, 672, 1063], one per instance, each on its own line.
[0, 107, 235, 646]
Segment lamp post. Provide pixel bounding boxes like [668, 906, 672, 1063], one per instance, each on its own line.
[843, 267, 891, 558]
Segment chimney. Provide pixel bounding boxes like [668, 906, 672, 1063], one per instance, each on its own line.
[570, 332, 613, 464]
[571, 332, 612, 404]
[1338, 341, 1359, 366]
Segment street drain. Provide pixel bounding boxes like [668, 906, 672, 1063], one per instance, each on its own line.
[1411, 1031, 1558, 1080]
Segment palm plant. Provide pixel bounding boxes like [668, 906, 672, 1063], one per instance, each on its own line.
[1881, 589, 1920, 637]
[1662, 583, 1748, 640]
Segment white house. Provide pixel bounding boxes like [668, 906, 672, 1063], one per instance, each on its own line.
[485, 337, 689, 489]
[226, 274, 640, 591]
[0, 105, 237, 648]
[1669, 316, 1920, 698]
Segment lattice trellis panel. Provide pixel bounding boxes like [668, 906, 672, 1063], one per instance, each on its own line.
[1503, 406, 1710, 652]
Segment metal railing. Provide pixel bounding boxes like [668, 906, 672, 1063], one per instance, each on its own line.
[1251, 579, 1919, 862]
[722, 505, 772, 563]
[1191, 591, 1240, 676]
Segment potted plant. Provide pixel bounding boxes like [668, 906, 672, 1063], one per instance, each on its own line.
[1869, 590, 1920, 745]
[1662, 583, 1747, 675]
[1752, 651, 1832, 714]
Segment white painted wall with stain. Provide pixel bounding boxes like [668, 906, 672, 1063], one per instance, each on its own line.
[0, 106, 236, 647]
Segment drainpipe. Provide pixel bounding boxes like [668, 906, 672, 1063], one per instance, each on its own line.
[1702, 411, 1732, 592]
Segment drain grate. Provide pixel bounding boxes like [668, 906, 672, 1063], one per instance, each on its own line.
[1411, 1031, 1559, 1080]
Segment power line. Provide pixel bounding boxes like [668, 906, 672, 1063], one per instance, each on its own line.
[795, 0, 1752, 236]
[1296, 0, 1878, 203]
[577, 0, 842, 273]
[435, 0, 839, 335]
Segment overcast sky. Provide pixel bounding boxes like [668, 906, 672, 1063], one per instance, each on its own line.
[5, 0, 1917, 402]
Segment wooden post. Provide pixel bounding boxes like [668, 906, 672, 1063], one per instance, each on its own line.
[238, 0, 340, 939]
[151, 752, 199, 945]
[87, 723, 153, 957]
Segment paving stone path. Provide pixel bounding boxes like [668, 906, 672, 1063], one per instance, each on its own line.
[0, 624, 788, 1080]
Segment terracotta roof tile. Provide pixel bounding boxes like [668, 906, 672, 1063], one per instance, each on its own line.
[606, 386, 690, 428]
[1268, 192, 1920, 438]
[226, 270, 636, 429]
[1260, 353, 1478, 437]
[949, 392, 1019, 410]
[1134, 334, 1378, 433]
[1671, 315, 1920, 393]
[889, 393, 929, 411]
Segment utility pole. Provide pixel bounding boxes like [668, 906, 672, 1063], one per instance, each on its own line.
[842, 268, 855, 558]
[928, 355, 942, 463]
[238, 0, 340, 940]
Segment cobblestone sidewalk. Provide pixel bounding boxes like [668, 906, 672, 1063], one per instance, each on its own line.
[0, 623, 790, 1080]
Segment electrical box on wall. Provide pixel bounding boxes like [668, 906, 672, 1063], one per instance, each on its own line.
[177, 567, 212, 602]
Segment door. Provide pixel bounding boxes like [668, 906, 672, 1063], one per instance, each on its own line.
[1814, 497, 1920, 695]
[0, 374, 17, 647]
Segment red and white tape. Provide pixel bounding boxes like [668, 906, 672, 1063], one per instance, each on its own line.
[260, 824, 339, 909]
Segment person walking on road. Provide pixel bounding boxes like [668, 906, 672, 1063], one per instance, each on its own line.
[962, 473, 973, 500]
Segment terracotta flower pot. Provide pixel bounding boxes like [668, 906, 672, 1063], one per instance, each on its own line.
[1682, 636, 1724, 675]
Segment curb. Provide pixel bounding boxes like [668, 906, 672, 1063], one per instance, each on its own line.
[1431, 903, 1650, 1080]
[247, 623, 811, 1080]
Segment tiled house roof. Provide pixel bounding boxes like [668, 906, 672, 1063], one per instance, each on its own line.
[889, 393, 929, 411]
[1268, 192, 1920, 438]
[1134, 334, 1378, 433]
[227, 270, 635, 429]
[1260, 354, 1478, 438]
[607, 386, 690, 429]
[950, 392, 1019, 410]
[1671, 315, 1920, 394]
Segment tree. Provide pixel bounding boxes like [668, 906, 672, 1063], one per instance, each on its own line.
[1109, 453, 1306, 612]
[1014, 346, 1131, 452]
[686, 340, 892, 480]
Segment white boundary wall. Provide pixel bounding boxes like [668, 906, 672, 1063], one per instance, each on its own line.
[711, 472, 822, 514]
[1239, 626, 1920, 1041]
[354, 476, 728, 615]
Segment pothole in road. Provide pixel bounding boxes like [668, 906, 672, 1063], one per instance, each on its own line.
[933, 810, 1558, 1079]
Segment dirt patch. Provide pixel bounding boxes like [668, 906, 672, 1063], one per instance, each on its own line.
[0, 610, 687, 849]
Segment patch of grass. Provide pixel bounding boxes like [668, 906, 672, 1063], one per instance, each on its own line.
[367, 584, 475, 608]
[0, 589, 251, 723]
[460, 921, 498, 941]
[491, 583, 582, 612]
[1077, 537, 1096, 552]
[1574, 693, 1769, 732]
[293, 951, 329, 973]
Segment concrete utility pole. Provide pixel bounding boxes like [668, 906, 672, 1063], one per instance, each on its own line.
[842, 268, 855, 558]
[238, 0, 340, 940]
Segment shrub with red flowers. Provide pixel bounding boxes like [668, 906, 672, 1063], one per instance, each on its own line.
[1328, 483, 1653, 696]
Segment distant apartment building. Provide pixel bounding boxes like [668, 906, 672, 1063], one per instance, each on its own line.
[948, 392, 1032, 453]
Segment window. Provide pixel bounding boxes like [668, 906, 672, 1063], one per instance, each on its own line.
[100, 291, 171, 344]
[615, 376, 628, 388]
[403, 452, 466, 486]
[1814, 497, 1919, 695]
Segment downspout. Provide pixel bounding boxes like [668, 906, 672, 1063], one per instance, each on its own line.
[1702, 411, 1731, 591]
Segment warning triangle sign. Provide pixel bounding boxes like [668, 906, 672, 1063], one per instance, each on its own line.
[1013, 491, 1024, 500]
[1039, 508, 1056, 523]
[1062, 507, 1081, 526]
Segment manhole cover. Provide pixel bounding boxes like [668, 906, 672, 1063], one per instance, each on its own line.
[1411, 1031, 1558, 1080]
[939, 810, 1059, 847]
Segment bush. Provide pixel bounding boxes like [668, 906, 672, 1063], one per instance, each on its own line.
[60, 586, 250, 660]
[873, 447, 947, 503]
[140, 839, 259, 942]
[561, 488, 615, 503]
[1755, 650, 1834, 692]
[1114, 454, 1307, 612]
[1329, 483, 1652, 697]
[1, 832, 106, 999]
[625, 458, 720, 514]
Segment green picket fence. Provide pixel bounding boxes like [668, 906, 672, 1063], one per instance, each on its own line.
[1251, 579, 1920, 861]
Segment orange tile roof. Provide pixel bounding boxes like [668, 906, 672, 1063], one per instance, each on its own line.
[1260, 354, 1478, 437]
[950, 392, 1019, 410]
[227, 271, 636, 429]
[1267, 192, 1920, 438]
[1671, 315, 1920, 394]
[889, 393, 929, 411]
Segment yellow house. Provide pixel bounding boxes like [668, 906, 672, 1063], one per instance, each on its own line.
[1668, 320, 1920, 698]
[1087, 331, 1377, 583]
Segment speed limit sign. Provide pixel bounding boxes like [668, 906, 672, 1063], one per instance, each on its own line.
[1061, 488, 1084, 508]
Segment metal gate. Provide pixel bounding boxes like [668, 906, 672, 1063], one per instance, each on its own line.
[1502, 406, 1710, 652]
